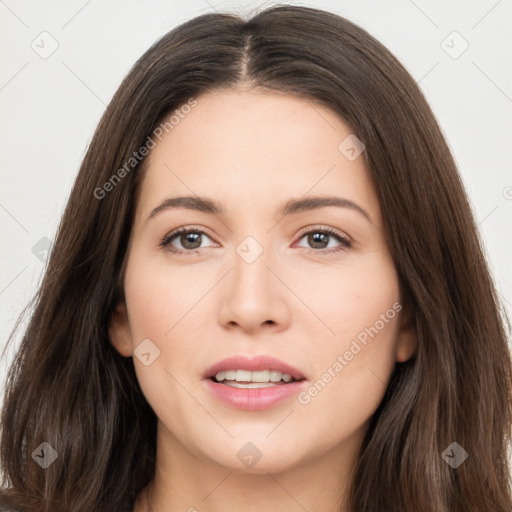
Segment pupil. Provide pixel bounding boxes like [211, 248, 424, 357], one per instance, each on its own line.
[309, 232, 328, 249]
[182, 232, 201, 249]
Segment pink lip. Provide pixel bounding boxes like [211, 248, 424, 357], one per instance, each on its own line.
[202, 355, 308, 411]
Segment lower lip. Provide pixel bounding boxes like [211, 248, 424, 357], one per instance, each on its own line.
[203, 379, 307, 411]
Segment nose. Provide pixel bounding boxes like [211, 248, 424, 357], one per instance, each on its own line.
[217, 241, 291, 333]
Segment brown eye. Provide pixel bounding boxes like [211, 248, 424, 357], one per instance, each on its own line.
[159, 227, 216, 255]
[295, 227, 351, 254]
[175, 231, 202, 250]
[307, 232, 330, 249]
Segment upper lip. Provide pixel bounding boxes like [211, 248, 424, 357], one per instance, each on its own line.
[203, 355, 306, 381]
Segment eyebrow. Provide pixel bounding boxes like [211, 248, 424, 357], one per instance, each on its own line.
[147, 195, 372, 223]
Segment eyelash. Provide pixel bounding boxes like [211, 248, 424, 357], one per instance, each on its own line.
[159, 225, 352, 256]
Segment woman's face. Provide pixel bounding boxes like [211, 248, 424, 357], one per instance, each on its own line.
[110, 88, 416, 474]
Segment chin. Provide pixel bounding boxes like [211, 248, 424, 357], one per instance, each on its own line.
[200, 440, 305, 474]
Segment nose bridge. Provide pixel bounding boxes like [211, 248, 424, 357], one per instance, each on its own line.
[232, 233, 274, 298]
[218, 231, 290, 331]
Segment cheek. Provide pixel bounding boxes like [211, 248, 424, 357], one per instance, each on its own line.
[296, 253, 400, 422]
[121, 253, 204, 397]
[123, 250, 212, 343]
[296, 311, 399, 450]
[302, 249, 400, 343]
[123, 255, 208, 428]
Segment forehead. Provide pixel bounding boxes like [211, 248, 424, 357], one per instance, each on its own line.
[135, 88, 379, 222]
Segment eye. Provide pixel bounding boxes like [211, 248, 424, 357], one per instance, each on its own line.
[159, 225, 352, 256]
[159, 226, 217, 255]
[294, 226, 352, 254]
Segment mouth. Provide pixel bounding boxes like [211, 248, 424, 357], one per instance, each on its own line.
[202, 355, 307, 410]
[212, 368, 303, 388]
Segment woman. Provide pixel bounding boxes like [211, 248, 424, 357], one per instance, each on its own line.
[1, 5, 511, 512]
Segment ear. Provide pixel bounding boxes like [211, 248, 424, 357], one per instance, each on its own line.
[108, 301, 133, 358]
[395, 302, 418, 363]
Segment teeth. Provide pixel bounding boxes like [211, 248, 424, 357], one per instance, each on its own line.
[215, 369, 295, 384]
[269, 370, 282, 382]
[224, 382, 277, 388]
[236, 370, 252, 382]
[225, 370, 236, 380]
[251, 370, 269, 382]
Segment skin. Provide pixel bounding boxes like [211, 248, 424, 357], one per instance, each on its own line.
[109, 87, 417, 512]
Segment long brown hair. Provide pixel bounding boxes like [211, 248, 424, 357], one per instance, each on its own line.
[1, 5, 511, 511]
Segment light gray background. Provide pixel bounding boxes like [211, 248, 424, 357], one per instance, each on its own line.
[1, 0, 511, 406]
